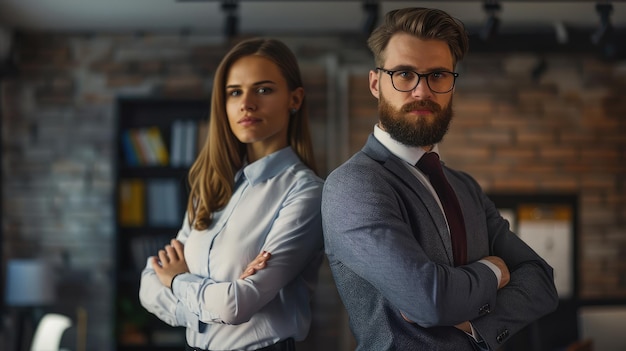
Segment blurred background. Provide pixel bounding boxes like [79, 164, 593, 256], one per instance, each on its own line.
[0, 1, 625, 350]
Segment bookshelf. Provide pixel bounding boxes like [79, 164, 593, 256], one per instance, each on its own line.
[114, 97, 209, 351]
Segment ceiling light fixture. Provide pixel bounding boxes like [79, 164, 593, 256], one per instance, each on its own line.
[480, 0, 501, 42]
[362, 0, 379, 35]
[591, 2, 614, 45]
[221, 0, 239, 39]
[553, 21, 569, 45]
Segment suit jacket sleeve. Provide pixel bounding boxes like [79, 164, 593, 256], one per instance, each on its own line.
[465, 175, 559, 349]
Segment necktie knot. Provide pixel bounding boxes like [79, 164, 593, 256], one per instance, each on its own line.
[417, 152, 443, 177]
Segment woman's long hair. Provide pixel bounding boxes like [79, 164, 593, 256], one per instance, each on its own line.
[187, 38, 317, 230]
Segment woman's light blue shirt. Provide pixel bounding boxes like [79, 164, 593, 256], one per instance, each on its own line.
[139, 147, 324, 350]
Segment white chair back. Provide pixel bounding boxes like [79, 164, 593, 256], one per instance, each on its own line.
[30, 313, 72, 351]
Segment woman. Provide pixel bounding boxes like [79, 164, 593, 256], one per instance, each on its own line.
[139, 38, 324, 351]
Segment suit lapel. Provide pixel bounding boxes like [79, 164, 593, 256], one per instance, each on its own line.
[362, 135, 455, 265]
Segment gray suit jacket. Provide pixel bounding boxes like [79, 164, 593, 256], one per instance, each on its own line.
[322, 135, 558, 350]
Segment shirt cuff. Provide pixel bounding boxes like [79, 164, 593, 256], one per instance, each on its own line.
[478, 259, 502, 288]
[466, 322, 484, 342]
[171, 272, 190, 296]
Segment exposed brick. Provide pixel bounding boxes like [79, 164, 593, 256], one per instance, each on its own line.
[467, 128, 513, 145]
[166, 62, 196, 75]
[106, 74, 145, 88]
[135, 60, 164, 74]
[581, 147, 621, 164]
[559, 128, 597, 144]
[537, 177, 579, 192]
[451, 114, 491, 129]
[539, 146, 579, 161]
[513, 162, 560, 175]
[581, 205, 617, 226]
[580, 174, 617, 190]
[461, 162, 511, 177]
[492, 177, 539, 191]
[440, 145, 490, 161]
[494, 146, 537, 162]
[454, 98, 494, 115]
[161, 75, 206, 98]
[490, 114, 535, 129]
[516, 128, 557, 144]
[90, 60, 130, 74]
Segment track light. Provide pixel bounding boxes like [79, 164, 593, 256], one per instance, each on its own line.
[221, 0, 239, 39]
[480, 0, 501, 41]
[591, 2, 613, 45]
[362, 0, 379, 35]
[531, 58, 548, 83]
[553, 21, 569, 44]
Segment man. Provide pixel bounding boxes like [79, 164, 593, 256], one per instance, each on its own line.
[321, 7, 558, 350]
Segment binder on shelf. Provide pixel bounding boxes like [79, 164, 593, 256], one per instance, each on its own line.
[170, 120, 184, 168]
[147, 179, 181, 227]
[130, 234, 172, 271]
[121, 130, 139, 166]
[183, 120, 197, 167]
[118, 178, 146, 226]
[122, 127, 170, 166]
[145, 127, 169, 165]
[170, 119, 198, 167]
[129, 129, 148, 165]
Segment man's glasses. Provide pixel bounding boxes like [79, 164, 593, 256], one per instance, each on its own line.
[376, 67, 459, 94]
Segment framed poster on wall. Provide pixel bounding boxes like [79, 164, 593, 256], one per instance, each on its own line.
[488, 193, 578, 300]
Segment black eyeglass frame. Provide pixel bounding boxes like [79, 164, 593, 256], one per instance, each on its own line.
[376, 67, 460, 94]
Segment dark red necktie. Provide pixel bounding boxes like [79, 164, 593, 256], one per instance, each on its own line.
[417, 152, 467, 266]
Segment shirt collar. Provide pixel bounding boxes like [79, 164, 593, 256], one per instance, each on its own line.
[235, 147, 300, 186]
[373, 124, 440, 165]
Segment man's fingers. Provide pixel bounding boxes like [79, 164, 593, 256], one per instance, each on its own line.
[400, 311, 414, 323]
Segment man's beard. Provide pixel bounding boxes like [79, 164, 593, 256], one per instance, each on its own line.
[378, 93, 453, 147]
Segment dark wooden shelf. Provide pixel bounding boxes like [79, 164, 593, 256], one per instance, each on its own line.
[114, 97, 209, 350]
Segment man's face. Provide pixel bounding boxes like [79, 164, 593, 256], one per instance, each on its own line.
[368, 33, 456, 148]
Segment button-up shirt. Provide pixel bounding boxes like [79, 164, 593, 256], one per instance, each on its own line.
[139, 147, 324, 350]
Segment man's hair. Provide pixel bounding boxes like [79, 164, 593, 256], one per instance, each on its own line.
[367, 7, 469, 67]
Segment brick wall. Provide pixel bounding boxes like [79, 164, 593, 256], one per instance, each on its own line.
[1, 31, 625, 350]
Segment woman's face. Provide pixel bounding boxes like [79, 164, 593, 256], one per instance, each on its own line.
[225, 55, 303, 162]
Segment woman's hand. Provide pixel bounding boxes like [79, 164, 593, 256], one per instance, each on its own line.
[239, 251, 271, 279]
[151, 239, 189, 288]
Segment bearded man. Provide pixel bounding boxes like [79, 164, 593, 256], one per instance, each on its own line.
[321, 7, 558, 351]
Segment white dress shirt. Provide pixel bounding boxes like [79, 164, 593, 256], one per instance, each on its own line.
[139, 147, 324, 350]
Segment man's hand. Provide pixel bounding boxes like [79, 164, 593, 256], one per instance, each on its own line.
[455, 321, 472, 333]
[240, 251, 271, 279]
[151, 239, 189, 288]
[482, 256, 510, 289]
[400, 312, 414, 323]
